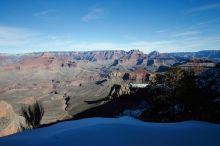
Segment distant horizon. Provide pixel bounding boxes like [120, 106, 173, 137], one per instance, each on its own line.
[0, 49, 219, 55]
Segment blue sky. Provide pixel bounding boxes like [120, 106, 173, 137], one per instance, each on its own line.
[0, 0, 220, 53]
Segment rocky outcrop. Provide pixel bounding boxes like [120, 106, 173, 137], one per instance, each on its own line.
[108, 84, 130, 99]
[108, 69, 150, 83]
[0, 101, 24, 137]
[148, 51, 160, 59]
[108, 71, 124, 79]
[127, 50, 145, 64]
[130, 69, 150, 81]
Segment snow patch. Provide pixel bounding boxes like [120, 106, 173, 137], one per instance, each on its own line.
[1, 116, 220, 146]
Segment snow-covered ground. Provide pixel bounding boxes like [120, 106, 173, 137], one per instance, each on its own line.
[1, 116, 220, 146]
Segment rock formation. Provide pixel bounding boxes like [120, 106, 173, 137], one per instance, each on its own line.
[0, 101, 24, 137]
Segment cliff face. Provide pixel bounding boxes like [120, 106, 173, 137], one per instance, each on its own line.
[108, 84, 130, 99]
[1, 50, 219, 70]
[108, 69, 150, 83]
[0, 50, 181, 73]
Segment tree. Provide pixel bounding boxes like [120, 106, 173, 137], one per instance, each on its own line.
[150, 73, 165, 86]
[164, 67, 185, 88]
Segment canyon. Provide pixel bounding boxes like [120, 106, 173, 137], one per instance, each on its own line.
[0, 49, 220, 136]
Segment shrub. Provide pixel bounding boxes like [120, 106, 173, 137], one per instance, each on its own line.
[20, 101, 44, 128]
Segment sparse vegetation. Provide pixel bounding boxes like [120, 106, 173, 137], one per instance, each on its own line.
[141, 67, 220, 123]
[20, 101, 44, 128]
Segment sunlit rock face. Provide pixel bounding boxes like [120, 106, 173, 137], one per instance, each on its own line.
[0, 101, 24, 137]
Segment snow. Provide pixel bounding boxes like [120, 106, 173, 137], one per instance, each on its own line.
[120, 109, 145, 118]
[1, 116, 220, 146]
[129, 83, 149, 88]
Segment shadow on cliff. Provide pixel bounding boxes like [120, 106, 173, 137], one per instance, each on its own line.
[73, 88, 148, 120]
[40, 87, 148, 128]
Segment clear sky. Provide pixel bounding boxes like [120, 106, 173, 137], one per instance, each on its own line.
[0, 0, 220, 54]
